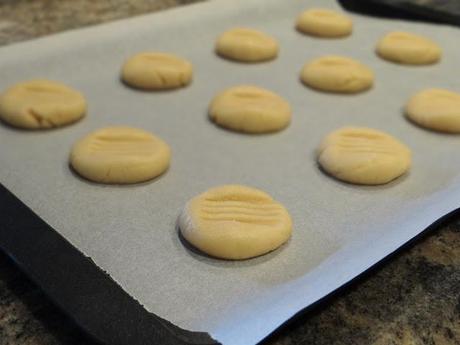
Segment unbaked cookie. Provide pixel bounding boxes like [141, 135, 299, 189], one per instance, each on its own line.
[296, 8, 353, 38]
[215, 27, 279, 62]
[121, 52, 193, 90]
[70, 126, 171, 184]
[179, 185, 292, 260]
[405, 88, 460, 133]
[376, 31, 441, 65]
[209, 85, 291, 133]
[0, 79, 86, 129]
[317, 127, 411, 185]
[301, 55, 374, 93]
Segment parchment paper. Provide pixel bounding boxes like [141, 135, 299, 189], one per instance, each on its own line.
[1, 1, 459, 344]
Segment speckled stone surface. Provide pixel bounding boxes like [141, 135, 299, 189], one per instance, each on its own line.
[0, 0, 201, 45]
[0, 1, 459, 345]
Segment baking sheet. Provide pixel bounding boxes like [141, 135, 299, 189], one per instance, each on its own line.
[1, 0, 460, 344]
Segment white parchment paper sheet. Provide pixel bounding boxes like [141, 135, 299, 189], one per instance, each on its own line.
[1, 0, 460, 344]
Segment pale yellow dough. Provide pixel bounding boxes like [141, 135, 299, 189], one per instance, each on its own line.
[179, 185, 292, 260]
[301, 55, 374, 93]
[209, 85, 291, 133]
[376, 31, 441, 65]
[0, 79, 86, 129]
[317, 127, 411, 185]
[70, 126, 171, 184]
[121, 52, 193, 90]
[296, 8, 353, 38]
[215, 27, 279, 62]
[405, 88, 460, 133]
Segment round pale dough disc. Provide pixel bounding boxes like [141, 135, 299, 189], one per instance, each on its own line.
[376, 31, 441, 65]
[215, 27, 279, 62]
[0, 79, 86, 129]
[70, 126, 171, 184]
[121, 52, 193, 90]
[301, 55, 374, 93]
[317, 127, 411, 185]
[179, 185, 292, 260]
[209, 85, 291, 133]
[296, 8, 353, 38]
[405, 88, 460, 133]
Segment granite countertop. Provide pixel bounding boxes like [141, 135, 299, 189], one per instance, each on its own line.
[0, 1, 459, 344]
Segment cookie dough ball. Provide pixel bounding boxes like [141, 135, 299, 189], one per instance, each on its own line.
[296, 8, 353, 38]
[121, 52, 193, 90]
[301, 55, 374, 93]
[209, 85, 291, 133]
[0, 79, 86, 129]
[215, 27, 279, 62]
[376, 31, 442, 65]
[70, 126, 171, 184]
[179, 185, 292, 260]
[317, 127, 411, 185]
[405, 88, 460, 133]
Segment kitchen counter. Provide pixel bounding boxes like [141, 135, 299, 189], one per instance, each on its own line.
[0, 1, 459, 344]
